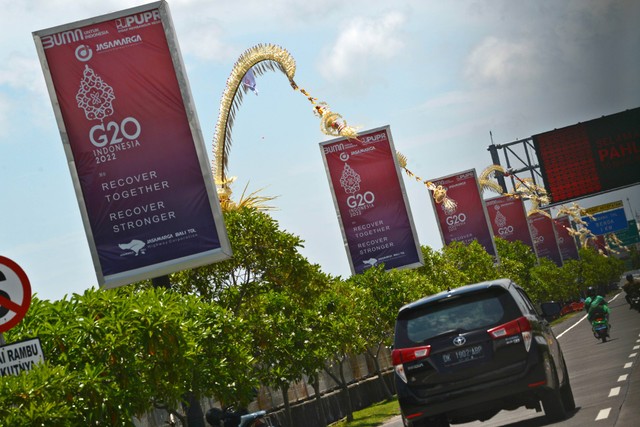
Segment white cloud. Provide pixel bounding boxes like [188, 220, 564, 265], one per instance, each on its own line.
[0, 93, 8, 138]
[414, 90, 476, 112]
[319, 12, 407, 92]
[177, 20, 238, 62]
[464, 36, 540, 87]
[0, 53, 43, 93]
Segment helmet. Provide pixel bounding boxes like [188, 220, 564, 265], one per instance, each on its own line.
[587, 286, 597, 298]
[627, 274, 634, 282]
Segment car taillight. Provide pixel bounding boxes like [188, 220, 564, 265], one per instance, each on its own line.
[487, 316, 532, 351]
[391, 346, 431, 383]
[392, 346, 431, 365]
[488, 316, 531, 338]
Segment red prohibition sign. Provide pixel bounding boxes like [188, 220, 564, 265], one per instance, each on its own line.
[0, 256, 32, 333]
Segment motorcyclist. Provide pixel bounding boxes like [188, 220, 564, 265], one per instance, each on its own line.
[584, 286, 610, 323]
[622, 274, 640, 309]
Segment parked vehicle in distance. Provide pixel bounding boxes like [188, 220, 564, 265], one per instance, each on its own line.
[539, 299, 584, 322]
[539, 301, 562, 322]
[560, 301, 584, 316]
[392, 279, 575, 427]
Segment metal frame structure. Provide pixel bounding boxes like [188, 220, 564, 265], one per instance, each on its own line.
[487, 135, 544, 195]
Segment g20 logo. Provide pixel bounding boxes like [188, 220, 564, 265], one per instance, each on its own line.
[446, 213, 466, 226]
[90, 117, 141, 148]
[498, 226, 514, 235]
[534, 236, 545, 244]
[347, 191, 375, 208]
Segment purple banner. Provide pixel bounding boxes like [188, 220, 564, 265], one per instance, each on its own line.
[554, 216, 580, 261]
[430, 169, 497, 257]
[34, 4, 231, 288]
[528, 212, 563, 266]
[486, 196, 536, 253]
[320, 126, 423, 274]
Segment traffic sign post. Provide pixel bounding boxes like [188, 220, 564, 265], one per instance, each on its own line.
[0, 256, 32, 342]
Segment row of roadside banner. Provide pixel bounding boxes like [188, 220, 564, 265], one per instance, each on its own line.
[320, 126, 638, 274]
[29, 1, 640, 291]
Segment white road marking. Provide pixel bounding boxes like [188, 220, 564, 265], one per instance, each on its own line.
[624, 362, 633, 369]
[629, 353, 638, 358]
[556, 314, 587, 339]
[608, 387, 620, 397]
[618, 374, 628, 382]
[595, 408, 611, 421]
[634, 345, 640, 350]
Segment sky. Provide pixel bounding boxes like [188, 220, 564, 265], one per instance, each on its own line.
[1, 0, 639, 302]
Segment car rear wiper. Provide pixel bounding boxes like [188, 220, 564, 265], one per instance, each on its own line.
[424, 328, 465, 342]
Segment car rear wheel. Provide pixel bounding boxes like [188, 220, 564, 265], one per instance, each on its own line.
[560, 359, 576, 412]
[541, 357, 567, 421]
[412, 414, 450, 427]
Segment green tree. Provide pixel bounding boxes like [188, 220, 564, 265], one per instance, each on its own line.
[441, 240, 499, 285]
[414, 245, 461, 291]
[571, 248, 622, 294]
[247, 272, 330, 427]
[528, 258, 567, 303]
[494, 238, 537, 290]
[315, 278, 366, 423]
[171, 207, 311, 307]
[171, 207, 332, 425]
[629, 246, 640, 269]
[346, 266, 415, 400]
[3, 288, 252, 426]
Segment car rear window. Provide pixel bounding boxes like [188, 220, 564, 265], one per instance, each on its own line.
[395, 287, 521, 347]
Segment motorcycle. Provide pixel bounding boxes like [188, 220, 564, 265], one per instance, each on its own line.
[591, 316, 610, 343]
[205, 407, 278, 427]
[630, 294, 640, 313]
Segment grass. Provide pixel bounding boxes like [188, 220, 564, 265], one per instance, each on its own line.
[329, 397, 400, 427]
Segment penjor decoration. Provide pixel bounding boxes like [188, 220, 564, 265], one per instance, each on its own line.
[212, 43, 451, 211]
[396, 151, 457, 213]
[212, 44, 358, 207]
[477, 164, 606, 250]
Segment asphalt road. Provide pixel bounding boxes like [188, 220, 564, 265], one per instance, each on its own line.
[383, 292, 640, 427]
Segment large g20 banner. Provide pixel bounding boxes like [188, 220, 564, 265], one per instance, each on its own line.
[33, 2, 231, 288]
[429, 169, 497, 258]
[320, 126, 423, 274]
[528, 212, 562, 266]
[485, 196, 536, 253]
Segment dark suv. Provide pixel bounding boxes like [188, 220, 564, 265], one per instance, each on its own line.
[392, 279, 575, 426]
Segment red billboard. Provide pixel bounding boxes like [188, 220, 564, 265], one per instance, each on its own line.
[33, 2, 231, 288]
[553, 216, 580, 261]
[528, 212, 563, 266]
[532, 107, 640, 205]
[485, 196, 536, 253]
[429, 170, 497, 257]
[320, 126, 423, 274]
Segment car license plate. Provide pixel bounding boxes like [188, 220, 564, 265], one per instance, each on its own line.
[442, 344, 484, 366]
